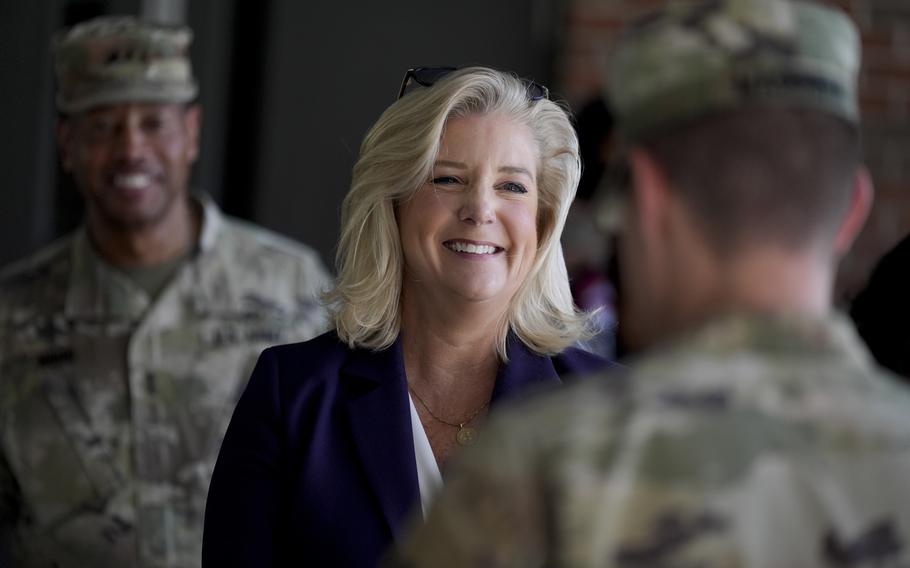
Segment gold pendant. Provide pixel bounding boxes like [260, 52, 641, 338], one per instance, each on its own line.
[456, 425, 478, 446]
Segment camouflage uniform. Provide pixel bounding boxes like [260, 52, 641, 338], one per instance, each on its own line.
[0, 16, 331, 568]
[394, 1, 910, 566]
[395, 314, 910, 567]
[0, 194, 330, 567]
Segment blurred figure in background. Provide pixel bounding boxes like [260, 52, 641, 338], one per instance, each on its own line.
[0, 16, 329, 567]
[393, 1, 910, 566]
[564, 98, 618, 359]
[851, 232, 910, 379]
[574, 97, 616, 203]
[202, 67, 612, 568]
[562, 205, 616, 357]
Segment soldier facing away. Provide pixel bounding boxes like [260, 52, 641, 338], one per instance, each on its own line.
[0, 16, 330, 567]
[392, 0, 910, 566]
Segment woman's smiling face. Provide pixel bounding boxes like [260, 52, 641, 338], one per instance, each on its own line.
[397, 112, 540, 308]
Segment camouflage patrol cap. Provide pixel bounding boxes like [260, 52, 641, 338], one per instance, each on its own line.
[606, 0, 861, 143]
[53, 16, 198, 114]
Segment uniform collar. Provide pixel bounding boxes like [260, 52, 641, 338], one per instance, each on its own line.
[195, 191, 223, 254]
[64, 192, 225, 319]
[636, 311, 876, 381]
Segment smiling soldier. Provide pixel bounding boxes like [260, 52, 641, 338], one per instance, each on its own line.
[0, 16, 330, 568]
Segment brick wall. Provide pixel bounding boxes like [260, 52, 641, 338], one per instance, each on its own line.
[557, 0, 910, 303]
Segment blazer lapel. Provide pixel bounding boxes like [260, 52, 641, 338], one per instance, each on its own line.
[342, 337, 419, 537]
[490, 333, 564, 404]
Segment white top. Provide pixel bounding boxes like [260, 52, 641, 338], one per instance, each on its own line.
[408, 394, 444, 518]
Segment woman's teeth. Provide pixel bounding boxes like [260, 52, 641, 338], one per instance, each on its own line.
[445, 241, 498, 255]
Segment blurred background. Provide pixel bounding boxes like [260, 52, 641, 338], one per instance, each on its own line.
[2, 0, 909, 304]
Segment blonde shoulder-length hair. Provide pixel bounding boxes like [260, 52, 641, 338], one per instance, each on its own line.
[324, 66, 593, 360]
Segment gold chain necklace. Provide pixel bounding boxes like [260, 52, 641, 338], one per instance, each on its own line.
[408, 386, 490, 446]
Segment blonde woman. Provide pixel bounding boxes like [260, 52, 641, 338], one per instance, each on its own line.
[202, 67, 613, 567]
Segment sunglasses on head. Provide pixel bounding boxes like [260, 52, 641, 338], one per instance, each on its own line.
[397, 66, 550, 102]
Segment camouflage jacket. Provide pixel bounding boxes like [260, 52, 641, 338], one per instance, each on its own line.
[395, 314, 910, 568]
[0, 195, 330, 567]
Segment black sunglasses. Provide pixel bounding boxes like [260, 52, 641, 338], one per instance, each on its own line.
[397, 66, 550, 102]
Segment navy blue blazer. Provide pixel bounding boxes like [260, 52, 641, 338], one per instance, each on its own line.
[202, 331, 610, 567]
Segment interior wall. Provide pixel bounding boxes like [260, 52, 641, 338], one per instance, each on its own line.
[250, 0, 562, 268]
[0, 2, 60, 267]
[0, 1, 561, 270]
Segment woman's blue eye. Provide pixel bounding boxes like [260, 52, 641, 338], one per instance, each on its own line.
[502, 182, 528, 194]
